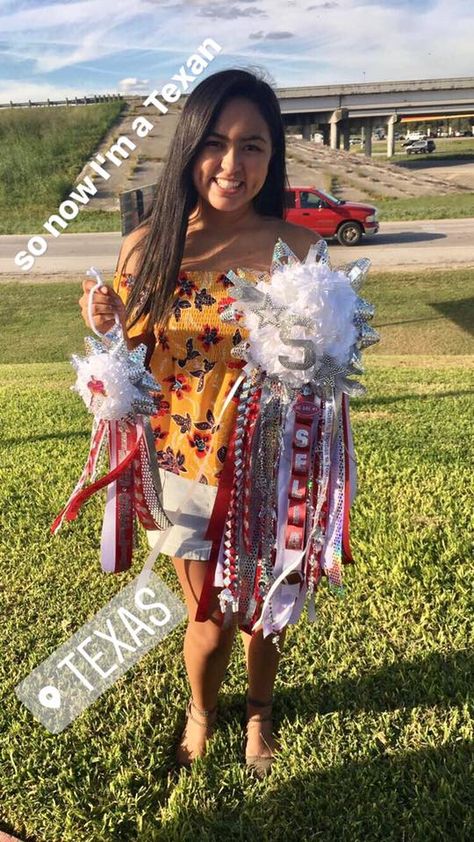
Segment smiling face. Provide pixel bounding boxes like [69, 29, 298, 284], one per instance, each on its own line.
[191, 96, 273, 214]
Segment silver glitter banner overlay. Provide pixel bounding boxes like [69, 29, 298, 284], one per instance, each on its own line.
[15, 572, 186, 733]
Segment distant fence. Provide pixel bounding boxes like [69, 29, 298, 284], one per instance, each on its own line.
[0, 93, 124, 109]
[119, 183, 158, 236]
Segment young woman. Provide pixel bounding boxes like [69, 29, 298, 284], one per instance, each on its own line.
[79, 68, 322, 776]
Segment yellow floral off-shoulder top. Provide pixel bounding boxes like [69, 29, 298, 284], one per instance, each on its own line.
[113, 266, 261, 487]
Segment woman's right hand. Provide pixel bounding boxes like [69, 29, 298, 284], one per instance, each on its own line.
[79, 279, 128, 335]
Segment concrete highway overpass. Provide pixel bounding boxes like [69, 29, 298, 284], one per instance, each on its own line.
[275, 77, 474, 157]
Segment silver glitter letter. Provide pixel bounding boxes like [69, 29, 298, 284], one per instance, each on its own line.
[278, 318, 316, 371]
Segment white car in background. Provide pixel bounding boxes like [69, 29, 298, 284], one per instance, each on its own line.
[405, 139, 436, 154]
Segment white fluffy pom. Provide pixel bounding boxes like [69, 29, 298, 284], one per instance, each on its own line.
[73, 353, 142, 420]
[241, 261, 359, 386]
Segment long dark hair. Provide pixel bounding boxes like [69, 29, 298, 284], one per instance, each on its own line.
[121, 67, 289, 331]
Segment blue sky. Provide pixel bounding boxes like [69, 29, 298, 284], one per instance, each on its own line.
[0, 0, 472, 103]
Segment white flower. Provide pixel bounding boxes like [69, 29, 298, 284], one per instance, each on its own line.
[238, 261, 359, 386]
[73, 353, 143, 421]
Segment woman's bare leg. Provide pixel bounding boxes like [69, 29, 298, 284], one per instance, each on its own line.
[171, 555, 237, 758]
[240, 625, 287, 757]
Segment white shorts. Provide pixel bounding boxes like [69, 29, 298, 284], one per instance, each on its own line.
[146, 467, 219, 561]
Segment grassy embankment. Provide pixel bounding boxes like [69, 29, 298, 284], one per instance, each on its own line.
[379, 139, 474, 219]
[0, 102, 123, 235]
[346, 137, 474, 220]
[0, 269, 472, 841]
[375, 192, 474, 221]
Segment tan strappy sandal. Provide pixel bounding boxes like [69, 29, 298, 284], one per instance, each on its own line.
[176, 697, 218, 768]
[245, 693, 278, 778]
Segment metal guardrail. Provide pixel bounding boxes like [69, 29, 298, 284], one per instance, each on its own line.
[0, 93, 123, 109]
[119, 183, 158, 236]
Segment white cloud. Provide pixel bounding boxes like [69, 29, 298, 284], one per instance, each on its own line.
[0, 0, 154, 73]
[0, 79, 109, 105]
[118, 77, 150, 93]
[0, 0, 473, 91]
[220, 0, 474, 85]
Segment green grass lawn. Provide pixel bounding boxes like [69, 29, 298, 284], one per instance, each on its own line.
[1, 267, 473, 363]
[0, 102, 124, 235]
[375, 192, 474, 221]
[5, 208, 122, 236]
[0, 270, 473, 841]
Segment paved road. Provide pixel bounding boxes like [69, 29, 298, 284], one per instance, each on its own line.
[1, 218, 474, 278]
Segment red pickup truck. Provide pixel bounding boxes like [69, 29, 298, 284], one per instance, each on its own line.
[285, 186, 379, 246]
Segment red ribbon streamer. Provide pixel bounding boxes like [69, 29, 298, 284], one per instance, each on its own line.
[50, 430, 141, 530]
[341, 392, 354, 565]
[51, 418, 167, 574]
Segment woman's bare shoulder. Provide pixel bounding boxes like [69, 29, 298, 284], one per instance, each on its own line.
[116, 223, 150, 276]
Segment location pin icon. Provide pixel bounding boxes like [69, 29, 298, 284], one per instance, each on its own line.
[38, 684, 61, 709]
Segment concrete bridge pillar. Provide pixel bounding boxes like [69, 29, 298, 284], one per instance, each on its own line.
[302, 116, 312, 140]
[342, 117, 351, 151]
[329, 108, 348, 150]
[329, 119, 338, 149]
[386, 114, 398, 158]
[363, 117, 373, 156]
